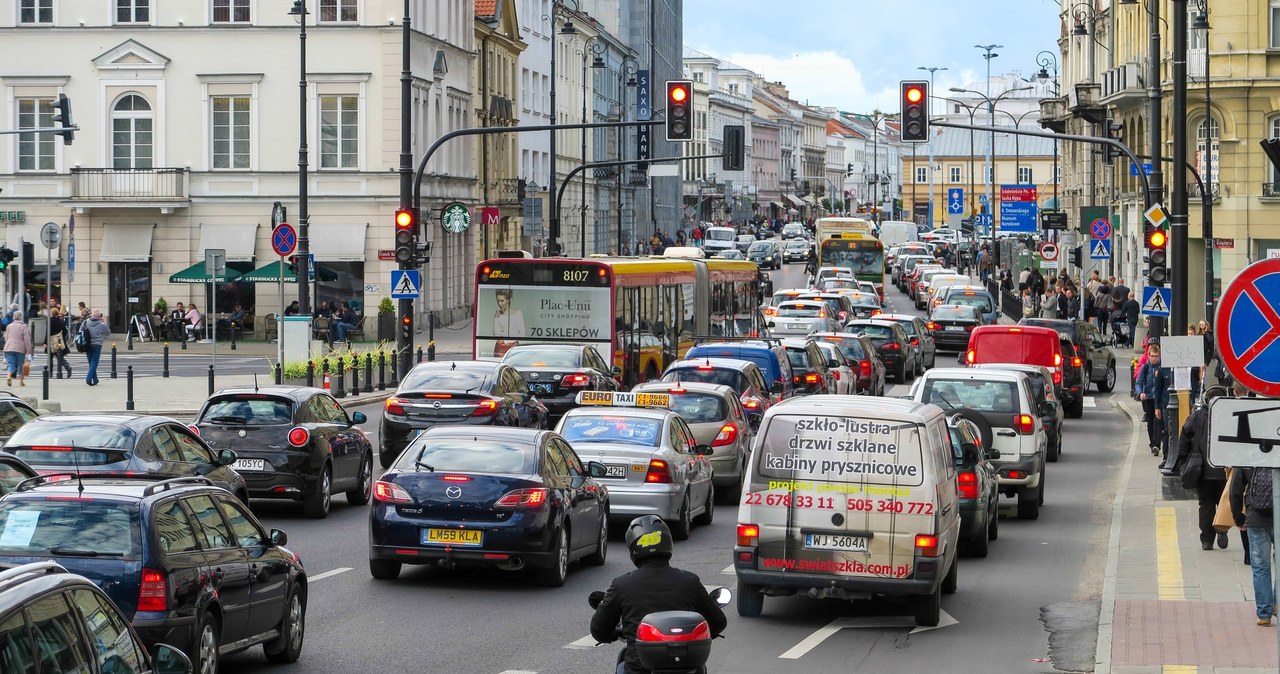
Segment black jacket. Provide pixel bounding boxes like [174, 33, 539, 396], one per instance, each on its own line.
[590, 559, 728, 674]
[1176, 405, 1225, 482]
[1229, 467, 1274, 529]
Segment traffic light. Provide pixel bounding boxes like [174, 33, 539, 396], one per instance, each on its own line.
[50, 94, 73, 145]
[414, 240, 432, 266]
[394, 208, 417, 266]
[1144, 223, 1169, 285]
[21, 242, 33, 271]
[900, 81, 929, 142]
[846, 163, 854, 177]
[516, 178, 527, 202]
[1103, 118, 1123, 164]
[1069, 246, 1082, 267]
[286, 254, 299, 275]
[400, 313, 413, 342]
[665, 80, 693, 141]
[0, 247, 13, 270]
[789, 168, 797, 183]
[722, 124, 744, 171]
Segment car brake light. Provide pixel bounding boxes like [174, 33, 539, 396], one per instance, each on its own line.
[424, 393, 453, 399]
[712, 424, 738, 447]
[374, 480, 414, 503]
[859, 360, 872, 377]
[1072, 356, 1082, 368]
[187, 424, 201, 436]
[287, 427, 310, 447]
[384, 397, 407, 416]
[1053, 353, 1062, 367]
[645, 459, 673, 483]
[441, 475, 471, 482]
[1015, 414, 1035, 434]
[884, 343, 901, 351]
[804, 373, 820, 384]
[927, 322, 938, 330]
[742, 398, 760, 410]
[957, 472, 978, 499]
[137, 569, 168, 612]
[1052, 368, 1062, 384]
[471, 400, 500, 416]
[871, 309, 882, 316]
[965, 350, 976, 365]
[30, 446, 74, 452]
[914, 534, 939, 557]
[562, 374, 590, 387]
[668, 387, 686, 394]
[737, 524, 760, 546]
[495, 488, 549, 508]
[638, 620, 710, 643]
[832, 370, 841, 381]
[697, 365, 714, 370]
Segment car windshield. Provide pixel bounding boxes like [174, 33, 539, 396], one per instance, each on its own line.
[663, 368, 748, 392]
[932, 306, 978, 320]
[400, 367, 492, 392]
[849, 324, 894, 341]
[706, 229, 735, 241]
[816, 337, 866, 361]
[947, 294, 994, 312]
[406, 438, 535, 474]
[786, 241, 808, 250]
[921, 379, 1019, 413]
[200, 396, 294, 425]
[0, 500, 140, 557]
[845, 294, 880, 308]
[502, 348, 580, 368]
[668, 393, 729, 423]
[559, 416, 661, 447]
[748, 242, 773, 253]
[886, 320, 917, 336]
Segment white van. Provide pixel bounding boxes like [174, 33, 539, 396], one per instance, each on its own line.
[734, 396, 960, 626]
[878, 220, 920, 248]
[702, 227, 737, 254]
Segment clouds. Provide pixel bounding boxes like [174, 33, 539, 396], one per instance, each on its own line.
[718, 51, 889, 111]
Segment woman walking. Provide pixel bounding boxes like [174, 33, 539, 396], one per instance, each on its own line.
[3, 310, 33, 387]
[49, 307, 72, 378]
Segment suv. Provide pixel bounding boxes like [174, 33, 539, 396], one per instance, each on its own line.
[781, 223, 807, 239]
[779, 338, 832, 395]
[878, 313, 937, 370]
[686, 340, 797, 400]
[783, 238, 810, 263]
[973, 363, 1065, 462]
[0, 476, 308, 673]
[662, 357, 779, 415]
[0, 562, 193, 674]
[1017, 317, 1118, 399]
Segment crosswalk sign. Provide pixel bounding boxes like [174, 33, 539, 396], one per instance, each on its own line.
[1090, 239, 1112, 260]
[390, 269, 421, 299]
[1140, 286, 1171, 317]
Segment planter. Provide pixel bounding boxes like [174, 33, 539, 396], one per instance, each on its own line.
[377, 313, 396, 342]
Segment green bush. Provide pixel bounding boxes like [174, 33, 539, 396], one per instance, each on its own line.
[378, 297, 395, 314]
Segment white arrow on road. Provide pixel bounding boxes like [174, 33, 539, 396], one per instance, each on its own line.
[779, 611, 959, 659]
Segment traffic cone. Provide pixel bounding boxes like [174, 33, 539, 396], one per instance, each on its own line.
[323, 374, 331, 390]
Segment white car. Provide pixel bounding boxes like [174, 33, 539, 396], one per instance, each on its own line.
[767, 300, 842, 336]
[813, 340, 856, 395]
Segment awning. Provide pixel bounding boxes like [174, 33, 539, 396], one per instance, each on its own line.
[769, 201, 783, 208]
[784, 194, 806, 207]
[802, 195, 817, 205]
[1042, 196, 1060, 210]
[101, 224, 155, 262]
[238, 259, 337, 283]
[197, 223, 258, 262]
[4, 223, 62, 263]
[308, 223, 368, 262]
[168, 261, 243, 284]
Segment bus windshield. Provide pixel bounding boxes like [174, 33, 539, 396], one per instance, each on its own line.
[819, 240, 885, 276]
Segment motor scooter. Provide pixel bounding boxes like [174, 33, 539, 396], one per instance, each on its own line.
[587, 587, 731, 674]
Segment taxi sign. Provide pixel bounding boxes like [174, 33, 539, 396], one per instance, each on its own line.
[575, 391, 671, 408]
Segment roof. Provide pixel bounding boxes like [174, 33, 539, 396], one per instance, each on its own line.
[919, 127, 1057, 158]
[766, 395, 945, 424]
[475, 0, 497, 19]
[632, 381, 739, 399]
[29, 413, 172, 428]
[211, 385, 319, 398]
[419, 426, 546, 442]
[921, 367, 1026, 382]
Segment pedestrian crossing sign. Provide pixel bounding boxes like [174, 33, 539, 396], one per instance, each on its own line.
[390, 269, 421, 299]
[1140, 285, 1171, 317]
[1090, 238, 1112, 260]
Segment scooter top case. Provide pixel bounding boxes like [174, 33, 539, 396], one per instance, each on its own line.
[634, 610, 712, 673]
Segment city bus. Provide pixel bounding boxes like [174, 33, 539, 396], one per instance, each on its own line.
[813, 217, 875, 247]
[474, 256, 761, 385]
[817, 231, 886, 296]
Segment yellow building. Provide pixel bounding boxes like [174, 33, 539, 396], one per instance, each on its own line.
[475, 0, 527, 259]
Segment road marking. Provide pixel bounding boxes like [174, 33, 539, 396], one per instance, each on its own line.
[1155, 507, 1183, 600]
[1084, 396, 1097, 408]
[565, 635, 599, 650]
[779, 611, 957, 659]
[779, 620, 847, 659]
[497, 670, 539, 674]
[721, 564, 735, 575]
[308, 567, 353, 582]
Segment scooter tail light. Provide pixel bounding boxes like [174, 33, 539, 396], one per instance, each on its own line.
[637, 620, 710, 642]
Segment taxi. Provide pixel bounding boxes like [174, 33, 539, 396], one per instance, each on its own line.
[555, 391, 716, 540]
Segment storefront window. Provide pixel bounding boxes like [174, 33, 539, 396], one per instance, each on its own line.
[315, 262, 365, 316]
[204, 262, 256, 318]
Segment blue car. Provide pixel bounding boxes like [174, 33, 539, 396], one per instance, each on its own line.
[368, 426, 610, 586]
[686, 341, 797, 400]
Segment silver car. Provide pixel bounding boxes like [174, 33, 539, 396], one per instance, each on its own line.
[555, 403, 715, 539]
[767, 300, 842, 336]
[633, 381, 753, 502]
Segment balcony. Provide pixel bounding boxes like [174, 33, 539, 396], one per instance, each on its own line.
[1038, 97, 1069, 133]
[1187, 182, 1220, 201]
[487, 177, 522, 205]
[68, 168, 190, 212]
[1263, 183, 1280, 198]
[1100, 62, 1145, 106]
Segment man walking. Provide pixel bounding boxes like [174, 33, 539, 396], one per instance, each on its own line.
[1176, 385, 1230, 550]
[1135, 343, 1170, 457]
[1230, 465, 1276, 626]
[82, 309, 112, 386]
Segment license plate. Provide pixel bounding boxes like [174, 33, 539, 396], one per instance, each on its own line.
[232, 459, 266, 472]
[528, 383, 553, 394]
[788, 323, 808, 330]
[604, 464, 628, 479]
[804, 534, 868, 552]
[945, 325, 965, 332]
[423, 528, 483, 546]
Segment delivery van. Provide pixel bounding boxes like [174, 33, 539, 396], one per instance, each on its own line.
[734, 396, 960, 626]
[965, 325, 1065, 389]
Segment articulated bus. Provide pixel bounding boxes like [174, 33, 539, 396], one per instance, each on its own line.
[474, 256, 761, 385]
[817, 232, 887, 294]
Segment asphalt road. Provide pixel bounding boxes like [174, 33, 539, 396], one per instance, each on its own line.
[221, 248, 1130, 673]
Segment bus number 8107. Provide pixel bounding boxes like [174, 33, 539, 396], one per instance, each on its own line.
[563, 270, 590, 282]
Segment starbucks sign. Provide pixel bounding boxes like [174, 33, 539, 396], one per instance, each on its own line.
[441, 202, 471, 234]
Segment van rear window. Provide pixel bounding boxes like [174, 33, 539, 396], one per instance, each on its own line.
[971, 332, 1056, 364]
[754, 415, 923, 487]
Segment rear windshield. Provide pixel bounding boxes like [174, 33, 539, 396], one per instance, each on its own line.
[845, 295, 880, 308]
[8, 423, 137, 466]
[816, 337, 866, 361]
[403, 438, 535, 474]
[669, 393, 729, 423]
[946, 294, 994, 312]
[663, 368, 748, 393]
[754, 415, 923, 486]
[850, 325, 894, 341]
[932, 306, 978, 320]
[971, 332, 1057, 364]
[887, 320, 918, 337]
[560, 416, 661, 447]
[777, 304, 821, 317]
[401, 367, 492, 391]
[817, 279, 857, 291]
[502, 348, 579, 368]
[200, 396, 293, 425]
[785, 349, 811, 370]
[920, 379, 1019, 414]
[0, 500, 140, 557]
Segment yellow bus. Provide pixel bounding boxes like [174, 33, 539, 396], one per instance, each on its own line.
[817, 231, 887, 294]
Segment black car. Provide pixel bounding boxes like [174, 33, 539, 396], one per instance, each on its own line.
[812, 332, 887, 396]
[845, 319, 916, 382]
[380, 361, 550, 468]
[1018, 317, 1118, 398]
[949, 414, 999, 557]
[780, 338, 832, 395]
[0, 391, 40, 446]
[501, 343, 620, 419]
[974, 363, 1065, 461]
[746, 240, 782, 270]
[879, 313, 937, 371]
[5, 415, 248, 502]
[928, 305, 984, 351]
[194, 386, 375, 519]
[0, 562, 193, 674]
[0, 476, 306, 674]
[369, 426, 610, 586]
[840, 291, 884, 320]
[0, 450, 36, 496]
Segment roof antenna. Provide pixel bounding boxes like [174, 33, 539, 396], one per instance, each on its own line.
[253, 373, 259, 393]
[70, 440, 84, 496]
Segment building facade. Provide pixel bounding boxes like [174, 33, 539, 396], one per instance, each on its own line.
[476, 0, 527, 259]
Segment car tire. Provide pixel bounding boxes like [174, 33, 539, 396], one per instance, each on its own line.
[928, 351, 937, 369]
[192, 611, 219, 674]
[534, 527, 569, 587]
[264, 586, 306, 663]
[583, 515, 608, 566]
[1046, 434, 1060, 463]
[694, 485, 715, 526]
[1039, 470, 1046, 506]
[670, 498, 693, 541]
[346, 453, 373, 506]
[302, 464, 332, 519]
[737, 581, 764, 617]
[969, 516, 990, 558]
[1067, 397, 1085, 419]
[987, 501, 999, 541]
[379, 444, 398, 469]
[1097, 361, 1117, 393]
[896, 361, 908, 383]
[914, 586, 941, 627]
[941, 557, 959, 594]
[1017, 483, 1041, 520]
[369, 558, 401, 580]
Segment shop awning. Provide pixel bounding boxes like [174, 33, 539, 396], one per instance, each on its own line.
[308, 223, 368, 262]
[769, 201, 782, 208]
[238, 259, 337, 283]
[168, 261, 243, 284]
[1042, 196, 1060, 210]
[4, 223, 62, 263]
[784, 194, 805, 207]
[802, 195, 817, 205]
[197, 223, 258, 262]
[101, 224, 155, 262]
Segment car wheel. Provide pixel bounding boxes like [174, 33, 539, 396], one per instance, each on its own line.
[583, 515, 608, 566]
[914, 585, 941, 627]
[737, 581, 764, 617]
[192, 612, 219, 674]
[928, 351, 937, 369]
[969, 514, 990, 558]
[987, 500, 999, 541]
[694, 485, 715, 526]
[346, 452, 373, 506]
[1038, 470, 1046, 506]
[369, 558, 401, 580]
[1067, 397, 1084, 419]
[302, 465, 332, 519]
[379, 444, 398, 469]
[896, 361, 908, 382]
[1046, 433, 1059, 463]
[670, 498, 692, 541]
[264, 586, 306, 663]
[941, 557, 959, 594]
[1017, 483, 1041, 520]
[1097, 361, 1117, 393]
[534, 527, 569, 587]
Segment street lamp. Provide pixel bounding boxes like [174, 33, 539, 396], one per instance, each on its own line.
[576, 36, 605, 256]
[615, 54, 639, 255]
[949, 86, 1032, 222]
[1194, 1, 1215, 323]
[543, 1, 581, 257]
[287, 0, 311, 315]
[936, 97, 981, 224]
[992, 109, 1039, 187]
[918, 65, 947, 227]
[1034, 51, 1060, 212]
[974, 44, 1002, 227]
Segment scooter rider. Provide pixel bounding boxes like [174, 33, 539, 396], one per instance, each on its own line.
[590, 516, 728, 674]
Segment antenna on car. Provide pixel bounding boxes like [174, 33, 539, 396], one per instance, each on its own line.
[70, 441, 84, 496]
[253, 373, 259, 393]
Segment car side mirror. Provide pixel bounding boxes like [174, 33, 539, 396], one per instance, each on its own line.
[747, 413, 763, 431]
[587, 461, 609, 478]
[693, 444, 715, 456]
[269, 528, 288, 547]
[588, 590, 606, 609]
[1038, 400, 1058, 416]
[962, 442, 982, 463]
[216, 448, 237, 466]
[153, 643, 193, 674]
[612, 366, 622, 377]
[351, 411, 367, 425]
[771, 381, 785, 395]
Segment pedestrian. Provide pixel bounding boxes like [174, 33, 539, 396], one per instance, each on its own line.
[691, 226, 703, 247]
[48, 307, 72, 379]
[2, 310, 33, 387]
[1199, 319, 1217, 382]
[1229, 464, 1276, 625]
[81, 308, 112, 386]
[1175, 385, 1230, 550]
[1122, 291, 1140, 347]
[1112, 277, 1130, 307]
[1093, 282, 1113, 335]
[1085, 270, 1102, 298]
[331, 303, 358, 344]
[999, 264, 1013, 293]
[168, 302, 186, 341]
[1135, 343, 1170, 457]
[184, 303, 204, 342]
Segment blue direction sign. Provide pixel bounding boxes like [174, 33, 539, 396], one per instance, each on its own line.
[390, 269, 421, 299]
[974, 213, 993, 233]
[1140, 286, 1171, 318]
[1129, 162, 1154, 176]
[1216, 258, 1280, 396]
[947, 188, 964, 214]
[1090, 238, 1112, 260]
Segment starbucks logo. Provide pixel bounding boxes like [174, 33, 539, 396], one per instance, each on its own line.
[441, 202, 472, 234]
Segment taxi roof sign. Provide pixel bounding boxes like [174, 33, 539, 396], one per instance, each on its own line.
[575, 391, 672, 408]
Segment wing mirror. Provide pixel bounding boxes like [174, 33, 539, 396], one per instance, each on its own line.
[351, 411, 367, 425]
[709, 587, 733, 607]
[1038, 400, 1059, 416]
[588, 590, 606, 609]
[215, 448, 237, 467]
[269, 528, 288, 547]
[153, 644, 193, 674]
[747, 412, 763, 431]
[771, 381, 785, 395]
[586, 460, 609, 478]
[693, 444, 715, 456]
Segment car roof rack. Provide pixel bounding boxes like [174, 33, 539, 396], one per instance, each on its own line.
[0, 561, 69, 588]
[14, 472, 83, 492]
[142, 476, 215, 497]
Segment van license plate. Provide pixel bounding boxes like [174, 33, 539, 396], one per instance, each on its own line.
[804, 534, 868, 553]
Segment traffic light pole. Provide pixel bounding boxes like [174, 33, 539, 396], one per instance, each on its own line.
[397, 0, 414, 378]
[556, 153, 727, 231]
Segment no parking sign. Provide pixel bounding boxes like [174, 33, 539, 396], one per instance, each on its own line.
[1217, 258, 1280, 397]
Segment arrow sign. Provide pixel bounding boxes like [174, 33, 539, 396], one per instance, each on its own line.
[1090, 239, 1112, 260]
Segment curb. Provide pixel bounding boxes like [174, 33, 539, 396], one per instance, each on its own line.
[1093, 396, 1144, 674]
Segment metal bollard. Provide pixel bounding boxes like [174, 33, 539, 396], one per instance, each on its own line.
[377, 352, 386, 391]
[416, 346, 424, 363]
[306, 360, 315, 388]
[162, 343, 170, 378]
[110, 344, 118, 379]
[350, 355, 360, 398]
[364, 353, 373, 393]
[181, 334, 187, 350]
[42, 365, 49, 401]
[333, 359, 346, 399]
[274, 362, 282, 385]
[427, 340, 436, 362]
[126, 366, 135, 411]
[127, 330, 134, 351]
[208, 364, 215, 397]
[230, 323, 237, 351]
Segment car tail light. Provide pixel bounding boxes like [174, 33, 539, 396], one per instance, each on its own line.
[287, 427, 310, 447]
[712, 424, 738, 447]
[638, 620, 710, 643]
[737, 524, 760, 546]
[645, 459, 673, 483]
[957, 471, 979, 499]
[838, 311, 848, 320]
[859, 360, 872, 377]
[1052, 368, 1062, 385]
[385, 397, 407, 416]
[187, 424, 201, 436]
[30, 446, 74, 452]
[441, 475, 471, 482]
[137, 569, 168, 612]
[1053, 353, 1062, 367]
[832, 370, 841, 381]
[1003, 469, 1026, 479]
[668, 387, 686, 394]
[742, 397, 760, 410]
[1015, 414, 1035, 434]
[1072, 356, 1082, 368]
[914, 534, 939, 557]
[374, 480, 413, 503]
[884, 343, 901, 351]
[471, 400, 500, 416]
[927, 322, 938, 331]
[495, 488, 549, 508]
[562, 374, 590, 387]
[910, 338, 919, 346]
[804, 373, 820, 384]
[871, 309, 882, 316]
[764, 307, 777, 316]
[966, 324, 976, 331]
[424, 393, 453, 399]
[965, 350, 976, 365]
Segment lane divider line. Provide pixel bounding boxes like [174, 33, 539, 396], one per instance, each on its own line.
[309, 567, 353, 582]
[779, 619, 845, 659]
[1155, 507, 1184, 601]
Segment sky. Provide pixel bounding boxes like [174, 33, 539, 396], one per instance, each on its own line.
[682, 0, 1062, 114]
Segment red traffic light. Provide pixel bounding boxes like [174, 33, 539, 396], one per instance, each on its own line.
[905, 86, 923, 104]
[395, 209, 414, 229]
[670, 85, 688, 103]
[1147, 229, 1167, 248]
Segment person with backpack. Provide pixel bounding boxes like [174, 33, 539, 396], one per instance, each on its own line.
[1230, 464, 1275, 625]
[1176, 385, 1230, 550]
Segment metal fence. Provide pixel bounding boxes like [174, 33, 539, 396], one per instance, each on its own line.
[986, 279, 1025, 321]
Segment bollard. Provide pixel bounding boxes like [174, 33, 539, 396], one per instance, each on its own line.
[230, 322, 237, 351]
[333, 359, 346, 399]
[181, 334, 187, 350]
[306, 360, 315, 388]
[42, 365, 49, 401]
[427, 340, 436, 362]
[110, 344, 118, 379]
[274, 362, 282, 385]
[350, 355, 360, 398]
[364, 353, 373, 393]
[377, 352, 386, 391]
[416, 346, 424, 363]
[208, 364, 215, 397]
[126, 366, 135, 411]
[127, 330, 134, 351]
[162, 343, 170, 378]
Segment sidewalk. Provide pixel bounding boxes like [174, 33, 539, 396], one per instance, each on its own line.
[1098, 395, 1279, 673]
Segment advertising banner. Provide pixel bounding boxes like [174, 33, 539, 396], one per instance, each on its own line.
[474, 285, 612, 358]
